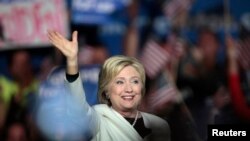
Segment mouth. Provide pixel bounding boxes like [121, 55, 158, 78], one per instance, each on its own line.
[121, 95, 135, 101]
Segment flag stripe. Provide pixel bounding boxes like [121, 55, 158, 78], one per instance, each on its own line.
[140, 40, 169, 78]
[150, 85, 177, 106]
[163, 0, 192, 20]
[238, 39, 250, 69]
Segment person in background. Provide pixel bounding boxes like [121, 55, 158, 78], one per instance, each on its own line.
[47, 30, 170, 141]
[123, 0, 139, 57]
[78, 45, 109, 66]
[207, 35, 250, 126]
[3, 121, 29, 141]
[226, 35, 250, 122]
[176, 27, 227, 139]
[139, 35, 202, 141]
[0, 50, 42, 141]
[37, 55, 57, 82]
[3, 50, 38, 122]
[0, 75, 13, 134]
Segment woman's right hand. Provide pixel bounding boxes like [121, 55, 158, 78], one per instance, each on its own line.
[48, 30, 79, 74]
[48, 31, 78, 63]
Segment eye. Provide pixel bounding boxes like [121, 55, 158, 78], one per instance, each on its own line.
[116, 80, 124, 84]
[132, 79, 140, 84]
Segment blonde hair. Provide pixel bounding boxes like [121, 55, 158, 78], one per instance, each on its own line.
[98, 55, 146, 106]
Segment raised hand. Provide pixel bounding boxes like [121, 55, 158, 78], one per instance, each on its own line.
[225, 36, 239, 73]
[225, 36, 238, 60]
[48, 31, 78, 62]
[48, 30, 79, 74]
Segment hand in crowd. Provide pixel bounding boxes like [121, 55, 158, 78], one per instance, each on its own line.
[225, 36, 240, 74]
[225, 36, 238, 61]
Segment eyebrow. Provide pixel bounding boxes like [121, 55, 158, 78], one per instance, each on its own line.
[115, 76, 140, 80]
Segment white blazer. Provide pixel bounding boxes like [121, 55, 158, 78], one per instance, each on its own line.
[66, 75, 170, 141]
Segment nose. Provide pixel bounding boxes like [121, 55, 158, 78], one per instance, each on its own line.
[125, 82, 133, 93]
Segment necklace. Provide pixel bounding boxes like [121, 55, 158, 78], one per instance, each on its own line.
[110, 107, 139, 127]
[132, 110, 139, 127]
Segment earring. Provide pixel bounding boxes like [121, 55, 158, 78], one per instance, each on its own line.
[106, 94, 110, 99]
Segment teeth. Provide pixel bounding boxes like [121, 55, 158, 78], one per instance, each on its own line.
[122, 96, 134, 100]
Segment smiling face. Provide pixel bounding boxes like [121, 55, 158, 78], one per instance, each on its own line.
[98, 55, 146, 112]
[108, 66, 142, 112]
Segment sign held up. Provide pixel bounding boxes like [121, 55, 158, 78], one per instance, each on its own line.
[0, 0, 69, 49]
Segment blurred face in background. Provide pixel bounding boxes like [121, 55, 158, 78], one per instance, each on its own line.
[198, 30, 219, 59]
[197, 30, 220, 70]
[6, 123, 28, 141]
[9, 51, 33, 81]
[92, 46, 109, 64]
[78, 46, 108, 65]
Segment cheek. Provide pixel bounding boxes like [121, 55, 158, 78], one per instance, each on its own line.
[109, 86, 123, 95]
[136, 94, 142, 104]
[134, 85, 143, 95]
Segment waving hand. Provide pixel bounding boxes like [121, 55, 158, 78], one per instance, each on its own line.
[48, 31, 79, 74]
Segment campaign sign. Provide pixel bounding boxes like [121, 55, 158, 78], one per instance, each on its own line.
[44, 65, 100, 106]
[71, 0, 131, 24]
[0, 0, 68, 49]
[36, 65, 100, 140]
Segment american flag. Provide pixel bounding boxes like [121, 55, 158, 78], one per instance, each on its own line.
[149, 84, 179, 110]
[238, 39, 250, 70]
[163, 0, 193, 20]
[140, 40, 170, 79]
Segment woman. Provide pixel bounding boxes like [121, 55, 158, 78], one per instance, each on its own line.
[47, 31, 170, 141]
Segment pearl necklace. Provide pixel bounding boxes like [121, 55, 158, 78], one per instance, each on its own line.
[111, 107, 139, 127]
[132, 110, 139, 127]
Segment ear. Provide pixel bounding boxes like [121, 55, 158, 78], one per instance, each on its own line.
[105, 92, 110, 99]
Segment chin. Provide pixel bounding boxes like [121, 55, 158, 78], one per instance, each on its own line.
[122, 104, 137, 110]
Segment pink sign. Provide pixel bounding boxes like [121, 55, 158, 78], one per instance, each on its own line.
[0, 0, 69, 49]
